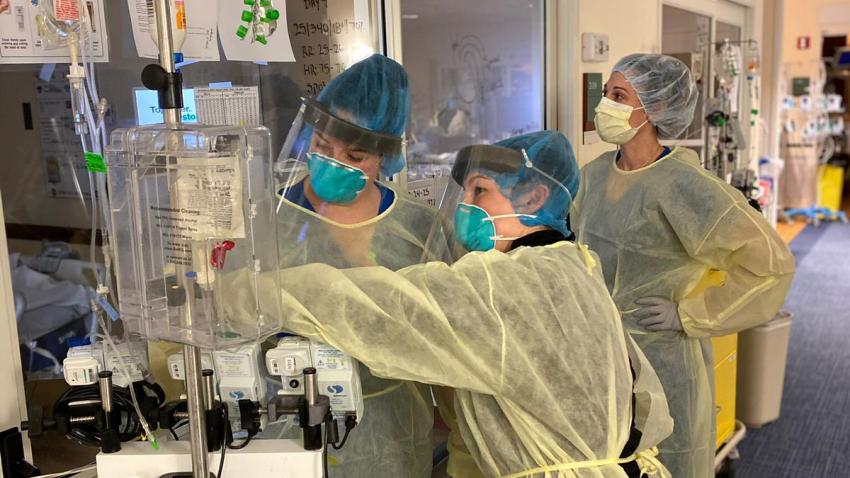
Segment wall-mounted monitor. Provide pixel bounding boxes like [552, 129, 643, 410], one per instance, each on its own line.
[132, 88, 197, 125]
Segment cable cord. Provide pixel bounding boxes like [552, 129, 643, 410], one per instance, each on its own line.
[330, 417, 356, 450]
[322, 423, 330, 478]
[227, 433, 254, 450]
[54, 385, 143, 447]
[95, 315, 157, 448]
[30, 462, 96, 478]
[217, 436, 227, 478]
[223, 402, 254, 450]
[216, 404, 231, 477]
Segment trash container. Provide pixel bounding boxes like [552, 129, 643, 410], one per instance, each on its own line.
[736, 311, 793, 427]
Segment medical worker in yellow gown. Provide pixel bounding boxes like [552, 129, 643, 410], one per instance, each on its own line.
[258, 131, 677, 477]
[571, 54, 796, 478]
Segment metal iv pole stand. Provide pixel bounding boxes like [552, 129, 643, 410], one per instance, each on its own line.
[151, 0, 210, 476]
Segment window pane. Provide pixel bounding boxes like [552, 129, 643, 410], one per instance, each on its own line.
[0, 0, 375, 385]
[400, 0, 545, 179]
[0, 0, 378, 234]
[716, 21, 743, 44]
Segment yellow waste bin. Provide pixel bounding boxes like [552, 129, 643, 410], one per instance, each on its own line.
[819, 164, 845, 212]
[713, 333, 738, 449]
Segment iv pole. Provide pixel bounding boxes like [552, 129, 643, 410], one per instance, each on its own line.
[149, 1, 210, 476]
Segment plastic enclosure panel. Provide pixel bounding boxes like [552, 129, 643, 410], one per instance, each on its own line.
[106, 124, 281, 349]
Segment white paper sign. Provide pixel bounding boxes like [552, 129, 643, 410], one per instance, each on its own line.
[195, 86, 261, 126]
[174, 156, 245, 240]
[405, 178, 449, 208]
[127, 0, 219, 61]
[0, 0, 109, 64]
[217, 0, 294, 62]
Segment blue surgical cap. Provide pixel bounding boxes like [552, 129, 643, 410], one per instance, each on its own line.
[490, 131, 579, 237]
[316, 54, 410, 176]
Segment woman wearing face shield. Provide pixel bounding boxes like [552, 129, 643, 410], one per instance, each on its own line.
[233, 130, 677, 477]
[570, 54, 795, 477]
[274, 54, 452, 478]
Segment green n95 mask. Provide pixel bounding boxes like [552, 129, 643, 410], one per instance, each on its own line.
[454, 202, 536, 252]
[307, 152, 369, 204]
[594, 97, 648, 145]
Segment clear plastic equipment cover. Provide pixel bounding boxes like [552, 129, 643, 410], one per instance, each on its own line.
[106, 124, 282, 349]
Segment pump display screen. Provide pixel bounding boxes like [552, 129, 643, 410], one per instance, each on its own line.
[133, 88, 198, 125]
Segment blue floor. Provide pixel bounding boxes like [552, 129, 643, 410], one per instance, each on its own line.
[736, 222, 850, 477]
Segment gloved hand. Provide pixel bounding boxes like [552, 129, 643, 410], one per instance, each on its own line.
[635, 297, 683, 332]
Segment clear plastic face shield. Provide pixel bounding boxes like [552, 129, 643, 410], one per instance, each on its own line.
[274, 97, 404, 208]
[439, 144, 572, 253]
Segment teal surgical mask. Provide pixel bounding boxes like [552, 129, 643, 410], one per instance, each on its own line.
[307, 152, 369, 204]
[454, 202, 537, 252]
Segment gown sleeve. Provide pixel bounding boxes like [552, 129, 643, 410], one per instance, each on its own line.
[277, 254, 516, 395]
[669, 177, 796, 337]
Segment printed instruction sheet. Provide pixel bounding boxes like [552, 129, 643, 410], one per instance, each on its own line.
[0, 0, 109, 64]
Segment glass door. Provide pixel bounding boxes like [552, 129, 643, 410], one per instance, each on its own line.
[662, 1, 751, 176]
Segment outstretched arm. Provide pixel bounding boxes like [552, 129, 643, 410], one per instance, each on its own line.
[279, 256, 511, 395]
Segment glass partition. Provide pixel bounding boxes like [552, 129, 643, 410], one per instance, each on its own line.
[0, 1, 377, 471]
[399, 0, 546, 181]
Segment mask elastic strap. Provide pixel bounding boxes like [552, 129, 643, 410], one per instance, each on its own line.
[485, 213, 538, 242]
[614, 120, 651, 152]
[490, 235, 521, 242]
[485, 213, 538, 222]
[520, 149, 573, 204]
[632, 101, 649, 130]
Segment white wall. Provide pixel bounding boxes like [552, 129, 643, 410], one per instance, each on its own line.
[566, 0, 663, 166]
[784, 0, 850, 65]
[559, 0, 761, 166]
[760, 0, 784, 159]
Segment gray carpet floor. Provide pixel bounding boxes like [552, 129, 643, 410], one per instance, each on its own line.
[736, 222, 850, 477]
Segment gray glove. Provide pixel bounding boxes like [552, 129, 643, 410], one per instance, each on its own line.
[635, 297, 683, 332]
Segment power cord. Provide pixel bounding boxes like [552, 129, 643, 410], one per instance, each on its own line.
[322, 423, 329, 478]
[330, 416, 356, 450]
[216, 405, 231, 478]
[227, 433, 254, 450]
[217, 434, 226, 478]
[322, 416, 356, 477]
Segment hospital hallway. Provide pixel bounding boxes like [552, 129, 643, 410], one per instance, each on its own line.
[735, 218, 850, 477]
